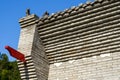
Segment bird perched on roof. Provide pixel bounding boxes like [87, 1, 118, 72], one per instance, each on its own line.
[26, 8, 31, 16]
[43, 11, 49, 18]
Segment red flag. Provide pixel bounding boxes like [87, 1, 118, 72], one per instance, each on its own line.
[5, 46, 26, 62]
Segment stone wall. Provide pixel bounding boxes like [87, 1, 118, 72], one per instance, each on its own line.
[31, 26, 49, 80]
[17, 0, 120, 80]
[48, 52, 120, 80]
[18, 14, 49, 80]
[37, 0, 120, 80]
[38, 0, 120, 64]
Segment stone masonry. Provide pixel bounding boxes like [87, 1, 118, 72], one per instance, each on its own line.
[18, 0, 120, 80]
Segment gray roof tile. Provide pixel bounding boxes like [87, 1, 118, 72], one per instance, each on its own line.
[38, 0, 118, 24]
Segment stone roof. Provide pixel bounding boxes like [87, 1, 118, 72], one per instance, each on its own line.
[38, 0, 118, 25]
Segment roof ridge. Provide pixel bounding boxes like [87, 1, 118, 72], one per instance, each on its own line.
[38, 0, 118, 24]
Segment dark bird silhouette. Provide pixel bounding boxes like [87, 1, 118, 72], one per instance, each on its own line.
[26, 9, 31, 16]
[43, 11, 49, 17]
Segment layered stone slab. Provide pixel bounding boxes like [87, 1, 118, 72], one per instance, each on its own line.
[38, 0, 120, 64]
[18, 0, 120, 80]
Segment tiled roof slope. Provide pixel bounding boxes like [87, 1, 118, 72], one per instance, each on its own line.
[37, 0, 119, 63]
[38, 0, 118, 25]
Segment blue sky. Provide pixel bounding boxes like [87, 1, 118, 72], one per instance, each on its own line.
[0, 0, 92, 61]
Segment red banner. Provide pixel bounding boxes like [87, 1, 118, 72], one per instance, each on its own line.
[5, 46, 26, 62]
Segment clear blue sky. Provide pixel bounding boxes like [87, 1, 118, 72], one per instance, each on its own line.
[0, 0, 92, 61]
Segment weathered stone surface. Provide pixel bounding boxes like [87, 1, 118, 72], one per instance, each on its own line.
[38, 0, 120, 63]
[18, 0, 120, 80]
[18, 14, 49, 80]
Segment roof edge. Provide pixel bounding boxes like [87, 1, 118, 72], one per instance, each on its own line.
[38, 0, 118, 25]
